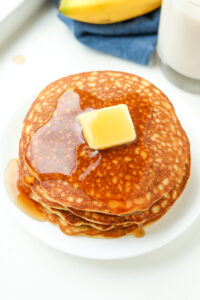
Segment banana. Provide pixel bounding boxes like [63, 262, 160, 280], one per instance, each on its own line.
[59, 0, 161, 24]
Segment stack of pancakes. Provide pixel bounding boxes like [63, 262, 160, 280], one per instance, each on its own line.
[18, 71, 190, 238]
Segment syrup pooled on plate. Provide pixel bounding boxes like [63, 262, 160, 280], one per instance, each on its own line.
[5, 159, 46, 221]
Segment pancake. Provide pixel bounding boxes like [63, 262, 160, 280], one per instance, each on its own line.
[16, 71, 191, 238]
[20, 155, 190, 231]
[44, 209, 138, 238]
[38, 155, 190, 238]
[68, 156, 190, 225]
[44, 207, 116, 231]
[19, 71, 190, 216]
[18, 181, 116, 231]
[32, 196, 116, 231]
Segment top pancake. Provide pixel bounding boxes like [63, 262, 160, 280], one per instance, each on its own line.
[19, 71, 189, 215]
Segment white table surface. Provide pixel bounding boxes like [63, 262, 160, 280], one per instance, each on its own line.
[0, 2, 200, 300]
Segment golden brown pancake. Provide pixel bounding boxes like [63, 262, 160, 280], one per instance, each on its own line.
[19, 155, 190, 235]
[66, 156, 190, 225]
[17, 71, 191, 238]
[19, 71, 189, 217]
[44, 209, 138, 238]
[42, 158, 189, 237]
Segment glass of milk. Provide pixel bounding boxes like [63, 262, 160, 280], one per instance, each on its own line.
[157, 0, 200, 93]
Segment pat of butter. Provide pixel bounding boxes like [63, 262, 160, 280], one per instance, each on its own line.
[78, 104, 136, 150]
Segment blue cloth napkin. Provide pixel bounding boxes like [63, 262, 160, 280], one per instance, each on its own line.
[58, 8, 160, 65]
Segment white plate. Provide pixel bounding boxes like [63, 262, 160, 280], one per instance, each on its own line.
[0, 92, 200, 260]
[0, 0, 46, 47]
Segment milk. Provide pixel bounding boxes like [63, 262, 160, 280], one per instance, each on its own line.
[157, 0, 200, 80]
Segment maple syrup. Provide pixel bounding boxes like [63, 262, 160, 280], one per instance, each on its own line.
[5, 159, 46, 221]
[133, 212, 165, 238]
[133, 223, 145, 238]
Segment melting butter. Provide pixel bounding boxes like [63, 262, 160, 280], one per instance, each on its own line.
[78, 104, 136, 150]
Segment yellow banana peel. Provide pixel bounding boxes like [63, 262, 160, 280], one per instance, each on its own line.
[59, 0, 161, 24]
